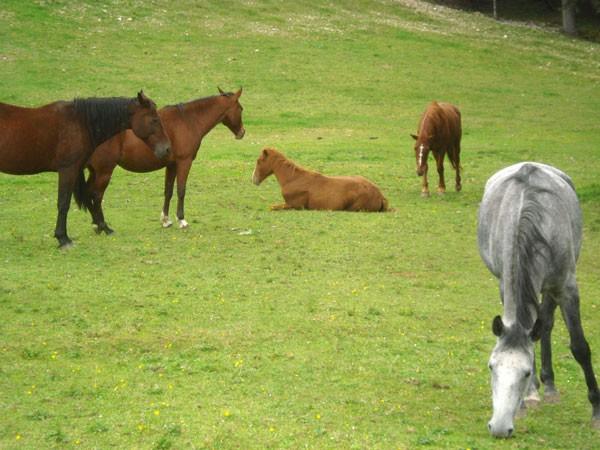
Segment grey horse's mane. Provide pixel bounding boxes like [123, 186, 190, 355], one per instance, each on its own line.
[512, 167, 555, 330]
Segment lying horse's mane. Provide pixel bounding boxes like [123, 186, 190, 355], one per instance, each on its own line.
[512, 166, 554, 330]
[73, 97, 134, 148]
[276, 152, 314, 177]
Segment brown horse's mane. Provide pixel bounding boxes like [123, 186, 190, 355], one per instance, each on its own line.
[165, 92, 235, 111]
[73, 97, 135, 148]
[270, 151, 314, 178]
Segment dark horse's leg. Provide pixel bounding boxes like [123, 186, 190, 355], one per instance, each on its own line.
[86, 166, 114, 234]
[54, 168, 77, 248]
[560, 280, 600, 425]
[175, 158, 193, 228]
[161, 164, 177, 227]
[539, 293, 559, 400]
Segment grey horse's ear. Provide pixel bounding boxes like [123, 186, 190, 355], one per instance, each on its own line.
[530, 319, 543, 342]
[492, 315, 504, 337]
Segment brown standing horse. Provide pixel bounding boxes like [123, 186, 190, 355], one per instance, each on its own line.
[252, 147, 389, 212]
[411, 101, 462, 196]
[0, 91, 170, 248]
[85, 88, 245, 233]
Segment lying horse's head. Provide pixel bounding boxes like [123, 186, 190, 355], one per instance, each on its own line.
[252, 148, 279, 185]
[488, 316, 542, 438]
[218, 87, 245, 140]
[411, 133, 429, 177]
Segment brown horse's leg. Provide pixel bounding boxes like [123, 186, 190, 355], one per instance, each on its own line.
[161, 164, 176, 227]
[54, 169, 77, 248]
[175, 158, 193, 228]
[454, 146, 462, 192]
[436, 152, 446, 194]
[86, 166, 115, 234]
[270, 203, 294, 210]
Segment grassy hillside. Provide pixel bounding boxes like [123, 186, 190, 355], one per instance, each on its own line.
[1, 1, 600, 448]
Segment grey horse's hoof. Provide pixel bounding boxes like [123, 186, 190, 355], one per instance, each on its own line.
[544, 391, 560, 404]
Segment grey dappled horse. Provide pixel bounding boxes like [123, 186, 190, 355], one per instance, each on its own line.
[477, 162, 600, 438]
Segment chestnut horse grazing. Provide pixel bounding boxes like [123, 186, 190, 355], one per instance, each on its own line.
[411, 101, 461, 196]
[0, 91, 170, 248]
[86, 88, 245, 233]
[252, 148, 388, 212]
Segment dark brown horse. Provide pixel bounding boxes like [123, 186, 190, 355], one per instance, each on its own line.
[85, 88, 245, 233]
[252, 147, 389, 212]
[410, 101, 462, 196]
[0, 91, 170, 248]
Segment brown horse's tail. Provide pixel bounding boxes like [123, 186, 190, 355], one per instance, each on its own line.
[73, 169, 92, 212]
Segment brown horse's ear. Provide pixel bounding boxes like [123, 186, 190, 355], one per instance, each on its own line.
[137, 90, 150, 106]
[492, 315, 504, 337]
[410, 134, 418, 141]
[262, 148, 269, 158]
[235, 87, 243, 98]
[218, 87, 225, 95]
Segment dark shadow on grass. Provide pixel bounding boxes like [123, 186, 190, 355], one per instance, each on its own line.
[425, 0, 600, 42]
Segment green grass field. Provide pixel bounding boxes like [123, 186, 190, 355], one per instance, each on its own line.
[1, 1, 600, 448]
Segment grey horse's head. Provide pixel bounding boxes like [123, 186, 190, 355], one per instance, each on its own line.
[488, 315, 542, 438]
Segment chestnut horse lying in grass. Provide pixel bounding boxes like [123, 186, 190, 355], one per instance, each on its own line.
[252, 148, 389, 212]
[85, 88, 244, 233]
[411, 101, 462, 197]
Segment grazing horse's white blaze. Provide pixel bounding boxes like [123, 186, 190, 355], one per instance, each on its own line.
[252, 166, 260, 185]
[160, 211, 173, 228]
[418, 144, 425, 168]
[488, 340, 535, 438]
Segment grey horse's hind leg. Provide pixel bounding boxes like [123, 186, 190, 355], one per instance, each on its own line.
[560, 282, 600, 424]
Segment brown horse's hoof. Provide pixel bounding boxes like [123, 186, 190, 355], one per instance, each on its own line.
[421, 191, 430, 198]
[456, 184, 462, 192]
[437, 189, 446, 195]
[592, 417, 600, 429]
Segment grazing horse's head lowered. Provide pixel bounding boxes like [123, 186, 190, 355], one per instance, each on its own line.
[218, 87, 245, 140]
[411, 134, 430, 177]
[488, 316, 542, 438]
[129, 91, 171, 158]
[478, 162, 600, 439]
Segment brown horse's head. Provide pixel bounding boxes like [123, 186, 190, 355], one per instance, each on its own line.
[252, 148, 277, 185]
[129, 91, 171, 159]
[411, 133, 430, 177]
[218, 87, 245, 140]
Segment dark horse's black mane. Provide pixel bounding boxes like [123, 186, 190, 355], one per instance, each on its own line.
[73, 97, 135, 148]
[72, 97, 136, 211]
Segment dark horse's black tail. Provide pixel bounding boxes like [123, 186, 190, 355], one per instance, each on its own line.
[73, 169, 93, 212]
